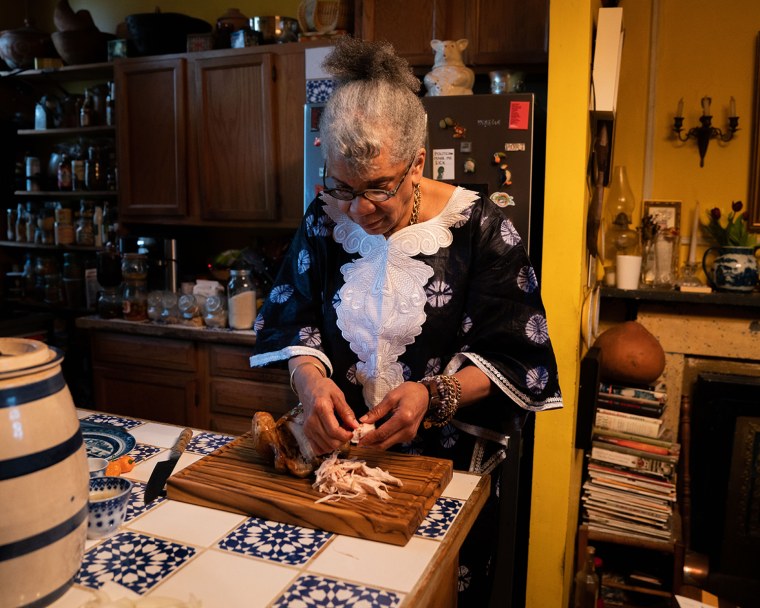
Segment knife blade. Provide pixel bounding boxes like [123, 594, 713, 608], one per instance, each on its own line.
[144, 427, 193, 504]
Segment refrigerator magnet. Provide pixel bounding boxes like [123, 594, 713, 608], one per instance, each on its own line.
[463, 157, 476, 173]
[490, 192, 515, 208]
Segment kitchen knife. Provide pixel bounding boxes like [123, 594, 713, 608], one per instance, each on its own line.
[144, 427, 193, 503]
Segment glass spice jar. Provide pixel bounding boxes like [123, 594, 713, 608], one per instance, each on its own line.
[203, 295, 228, 328]
[97, 286, 121, 319]
[121, 253, 148, 281]
[122, 279, 148, 321]
[227, 268, 256, 330]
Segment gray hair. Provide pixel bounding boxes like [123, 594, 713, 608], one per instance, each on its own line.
[319, 37, 426, 173]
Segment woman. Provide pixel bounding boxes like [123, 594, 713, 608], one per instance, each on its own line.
[251, 37, 562, 605]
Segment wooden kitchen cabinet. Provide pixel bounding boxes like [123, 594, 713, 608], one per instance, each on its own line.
[87, 330, 297, 433]
[115, 44, 307, 228]
[356, 0, 549, 69]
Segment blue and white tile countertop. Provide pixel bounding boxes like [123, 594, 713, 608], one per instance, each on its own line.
[51, 411, 489, 608]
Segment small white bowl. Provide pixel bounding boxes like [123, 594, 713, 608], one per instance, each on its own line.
[87, 476, 133, 539]
[87, 457, 109, 478]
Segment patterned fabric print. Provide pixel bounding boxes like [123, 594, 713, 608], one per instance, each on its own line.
[299, 326, 322, 347]
[254, 312, 265, 334]
[460, 314, 473, 334]
[439, 423, 459, 449]
[424, 358, 442, 377]
[218, 518, 332, 566]
[426, 279, 453, 308]
[80, 414, 143, 430]
[415, 497, 464, 539]
[517, 265, 538, 293]
[270, 284, 294, 304]
[186, 432, 235, 455]
[128, 444, 162, 464]
[76, 531, 196, 594]
[306, 78, 335, 104]
[125, 481, 164, 522]
[526, 366, 549, 393]
[525, 313, 549, 344]
[272, 574, 402, 608]
[298, 249, 311, 274]
[305, 212, 331, 237]
[500, 218, 521, 246]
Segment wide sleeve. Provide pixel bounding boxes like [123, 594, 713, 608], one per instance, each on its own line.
[249, 200, 334, 374]
[451, 202, 563, 412]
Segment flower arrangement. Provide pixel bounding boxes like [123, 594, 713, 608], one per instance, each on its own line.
[701, 201, 756, 247]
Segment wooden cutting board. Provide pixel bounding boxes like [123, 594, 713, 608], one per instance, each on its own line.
[167, 433, 453, 546]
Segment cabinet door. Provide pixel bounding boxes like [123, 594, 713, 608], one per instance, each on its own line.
[116, 58, 189, 219]
[465, 0, 549, 65]
[191, 53, 278, 221]
[92, 364, 197, 426]
[359, 0, 460, 67]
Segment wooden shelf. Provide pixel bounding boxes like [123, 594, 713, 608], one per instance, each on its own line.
[0, 61, 113, 81]
[0, 240, 101, 252]
[601, 286, 760, 309]
[18, 126, 115, 137]
[602, 578, 671, 599]
[14, 190, 117, 198]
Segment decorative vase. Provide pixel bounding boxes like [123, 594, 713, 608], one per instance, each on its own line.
[640, 240, 656, 287]
[653, 232, 677, 288]
[702, 245, 760, 292]
[0, 338, 88, 606]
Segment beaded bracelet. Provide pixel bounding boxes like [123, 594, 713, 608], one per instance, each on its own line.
[419, 374, 462, 429]
[289, 361, 327, 397]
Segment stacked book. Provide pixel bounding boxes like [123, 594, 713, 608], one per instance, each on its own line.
[582, 382, 680, 542]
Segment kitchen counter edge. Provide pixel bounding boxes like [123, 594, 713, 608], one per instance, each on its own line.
[76, 316, 257, 345]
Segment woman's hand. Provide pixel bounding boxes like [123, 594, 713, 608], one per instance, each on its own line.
[357, 381, 429, 450]
[291, 361, 357, 455]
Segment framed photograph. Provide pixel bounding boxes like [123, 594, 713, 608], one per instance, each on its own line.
[643, 200, 681, 231]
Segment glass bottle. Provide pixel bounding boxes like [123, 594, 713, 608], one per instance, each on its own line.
[7, 207, 16, 240]
[573, 546, 600, 608]
[80, 88, 94, 127]
[57, 153, 72, 191]
[227, 268, 256, 330]
[15, 202, 27, 242]
[122, 279, 148, 321]
[96, 245, 122, 288]
[604, 165, 636, 224]
[603, 212, 639, 286]
[97, 286, 121, 319]
[105, 81, 115, 126]
[75, 200, 95, 246]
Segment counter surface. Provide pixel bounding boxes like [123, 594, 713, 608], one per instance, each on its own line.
[76, 316, 257, 345]
[53, 411, 488, 608]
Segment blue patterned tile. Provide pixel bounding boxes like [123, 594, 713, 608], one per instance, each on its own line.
[128, 443, 163, 463]
[306, 78, 335, 103]
[80, 414, 144, 430]
[415, 497, 464, 539]
[76, 531, 196, 594]
[187, 432, 235, 455]
[218, 517, 332, 565]
[273, 574, 402, 608]
[125, 481, 165, 522]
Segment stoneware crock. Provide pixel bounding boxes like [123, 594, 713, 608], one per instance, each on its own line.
[702, 245, 760, 292]
[0, 338, 88, 607]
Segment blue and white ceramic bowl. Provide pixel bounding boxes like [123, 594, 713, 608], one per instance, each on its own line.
[88, 476, 133, 539]
[87, 457, 108, 478]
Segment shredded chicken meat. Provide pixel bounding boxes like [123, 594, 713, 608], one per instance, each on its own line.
[312, 452, 403, 504]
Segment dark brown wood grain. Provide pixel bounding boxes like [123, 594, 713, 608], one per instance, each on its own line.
[167, 433, 453, 545]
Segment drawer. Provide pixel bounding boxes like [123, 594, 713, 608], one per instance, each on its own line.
[209, 377, 297, 419]
[91, 332, 196, 371]
[207, 344, 289, 383]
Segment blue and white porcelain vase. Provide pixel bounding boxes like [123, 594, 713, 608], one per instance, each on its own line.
[702, 245, 760, 292]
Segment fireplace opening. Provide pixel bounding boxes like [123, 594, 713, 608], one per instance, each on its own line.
[690, 371, 760, 605]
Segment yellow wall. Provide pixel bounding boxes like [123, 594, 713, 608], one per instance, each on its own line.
[527, 1, 595, 606]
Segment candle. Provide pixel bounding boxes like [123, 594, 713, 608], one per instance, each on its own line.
[701, 96, 711, 116]
[730, 96, 737, 117]
[688, 201, 700, 264]
[677, 97, 684, 118]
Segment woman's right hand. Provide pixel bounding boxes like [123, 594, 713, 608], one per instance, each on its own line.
[290, 360, 357, 455]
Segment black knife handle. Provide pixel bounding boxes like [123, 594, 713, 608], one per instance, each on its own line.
[169, 428, 193, 459]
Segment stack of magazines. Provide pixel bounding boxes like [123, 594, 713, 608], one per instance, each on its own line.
[582, 382, 680, 542]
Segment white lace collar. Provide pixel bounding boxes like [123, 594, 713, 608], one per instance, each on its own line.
[321, 187, 478, 408]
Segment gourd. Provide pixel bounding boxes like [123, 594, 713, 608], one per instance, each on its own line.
[593, 321, 665, 384]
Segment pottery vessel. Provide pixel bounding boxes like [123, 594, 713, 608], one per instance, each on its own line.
[702, 245, 760, 292]
[0, 20, 55, 69]
[0, 338, 88, 606]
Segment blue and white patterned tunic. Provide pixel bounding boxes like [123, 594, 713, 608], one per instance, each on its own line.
[251, 186, 562, 452]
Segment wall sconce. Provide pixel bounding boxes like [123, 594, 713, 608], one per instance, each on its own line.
[672, 96, 739, 167]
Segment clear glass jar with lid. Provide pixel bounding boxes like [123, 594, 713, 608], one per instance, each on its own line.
[227, 268, 256, 330]
[203, 294, 228, 328]
[122, 280, 148, 321]
[121, 253, 148, 281]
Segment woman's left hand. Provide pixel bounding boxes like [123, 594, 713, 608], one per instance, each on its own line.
[357, 381, 429, 450]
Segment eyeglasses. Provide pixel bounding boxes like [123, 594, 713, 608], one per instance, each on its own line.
[322, 158, 415, 203]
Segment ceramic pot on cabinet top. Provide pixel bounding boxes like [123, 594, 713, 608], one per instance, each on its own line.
[702, 245, 760, 292]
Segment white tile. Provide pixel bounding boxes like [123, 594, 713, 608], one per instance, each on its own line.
[305, 46, 332, 79]
[127, 500, 246, 546]
[442, 471, 481, 500]
[125, 451, 203, 483]
[130, 423, 196, 448]
[306, 535, 439, 593]
[48, 584, 101, 607]
[149, 549, 297, 608]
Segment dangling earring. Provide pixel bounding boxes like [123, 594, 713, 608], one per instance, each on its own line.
[410, 183, 421, 225]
